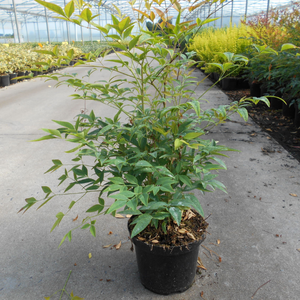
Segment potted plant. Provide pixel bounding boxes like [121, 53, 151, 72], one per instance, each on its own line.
[20, 0, 271, 295]
[207, 52, 249, 91]
[0, 62, 10, 87]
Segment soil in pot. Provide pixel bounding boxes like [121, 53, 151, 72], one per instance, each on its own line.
[129, 210, 208, 295]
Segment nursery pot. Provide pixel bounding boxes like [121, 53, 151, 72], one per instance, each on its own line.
[294, 101, 300, 127]
[237, 78, 249, 89]
[222, 77, 238, 91]
[282, 99, 296, 117]
[0, 74, 10, 87]
[9, 73, 17, 84]
[250, 81, 261, 97]
[17, 71, 25, 81]
[129, 222, 206, 295]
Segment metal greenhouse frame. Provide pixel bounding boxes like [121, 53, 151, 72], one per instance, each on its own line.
[0, 0, 295, 44]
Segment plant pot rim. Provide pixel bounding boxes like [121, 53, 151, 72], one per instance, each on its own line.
[131, 232, 206, 256]
[128, 212, 207, 254]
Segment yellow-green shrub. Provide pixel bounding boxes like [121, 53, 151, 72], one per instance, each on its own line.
[188, 24, 255, 73]
[0, 43, 82, 74]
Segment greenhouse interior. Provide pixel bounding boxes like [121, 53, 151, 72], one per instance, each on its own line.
[0, 0, 295, 43]
[1, 0, 300, 299]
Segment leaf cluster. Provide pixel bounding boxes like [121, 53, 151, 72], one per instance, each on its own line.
[21, 0, 270, 246]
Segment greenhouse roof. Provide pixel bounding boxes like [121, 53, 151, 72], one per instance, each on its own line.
[0, 0, 295, 23]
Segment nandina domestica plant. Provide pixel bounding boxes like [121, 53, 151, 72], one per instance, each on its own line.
[20, 0, 270, 255]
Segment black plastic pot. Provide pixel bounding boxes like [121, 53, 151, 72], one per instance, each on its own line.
[269, 95, 283, 110]
[237, 78, 249, 89]
[130, 226, 206, 295]
[9, 73, 17, 84]
[213, 72, 220, 82]
[282, 99, 295, 117]
[250, 81, 261, 97]
[0, 74, 10, 87]
[294, 101, 300, 127]
[260, 83, 268, 96]
[17, 71, 25, 81]
[222, 77, 238, 91]
[32, 71, 42, 77]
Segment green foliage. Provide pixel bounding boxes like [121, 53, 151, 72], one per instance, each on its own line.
[242, 1, 300, 49]
[188, 24, 254, 75]
[20, 0, 270, 245]
[246, 43, 300, 108]
[0, 42, 82, 74]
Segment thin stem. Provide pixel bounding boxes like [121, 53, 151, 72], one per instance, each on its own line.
[59, 270, 72, 300]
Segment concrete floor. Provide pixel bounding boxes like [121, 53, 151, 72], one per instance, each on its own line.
[0, 54, 300, 300]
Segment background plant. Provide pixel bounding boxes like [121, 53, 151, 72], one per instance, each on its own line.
[188, 24, 254, 74]
[242, 1, 300, 49]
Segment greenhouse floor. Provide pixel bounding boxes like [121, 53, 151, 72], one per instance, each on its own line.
[1, 54, 300, 300]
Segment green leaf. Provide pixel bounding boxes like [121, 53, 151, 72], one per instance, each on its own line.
[35, 0, 66, 17]
[79, 8, 92, 23]
[34, 49, 56, 56]
[51, 212, 64, 232]
[129, 35, 140, 50]
[175, 138, 184, 150]
[81, 224, 90, 229]
[53, 159, 62, 166]
[58, 234, 67, 248]
[106, 200, 127, 214]
[90, 225, 96, 237]
[281, 43, 297, 51]
[109, 192, 128, 201]
[153, 127, 169, 136]
[42, 186, 52, 194]
[168, 207, 182, 226]
[185, 194, 204, 217]
[64, 182, 76, 192]
[237, 107, 248, 121]
[69, 200, 76, 209]
[124, 174, 138, 185]
[53, 120, 75, 130]
[108, 177, 124, 185]
[208, 179, 227, 193]
[251, 96, 271, 107]
[178, 175, 192, 187]
[212, 156, 227, 170]
[42, 128, 62, 138]
[189, 100, 201, 117]
[130, 214, 152, 237]
[64, 0, 75, 18]
[86, 204, 104, 213]
[67, 231, 72, 242]
[31, 135, 57, 142]
[135, 160, 152, 168]
[184, 132, 203, 140]
[36, 196, 54, 210]
[141, 201, 168, 211]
